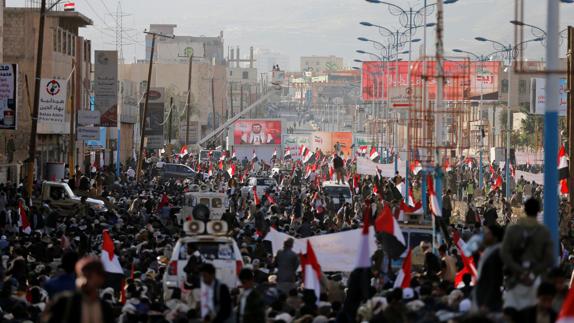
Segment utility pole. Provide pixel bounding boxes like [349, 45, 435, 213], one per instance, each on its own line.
[168, 97, 173, 144]
[229, 82, 234, 118]
[68, 60, 76, 178]
[211, 74, 217, 145]
[568, 26, 574, 205]
[25, 0, 47, 197]
[240, 84, 244, 113]
[185, 53, 193, 146]
[136, 31, 173, 182]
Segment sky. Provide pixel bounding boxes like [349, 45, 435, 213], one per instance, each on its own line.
[7, 0, 574, 71]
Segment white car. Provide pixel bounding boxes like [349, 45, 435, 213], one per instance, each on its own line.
[162, 221, 243, 301]
[243, 177, 277, 199]
[322, 180, 353, 211]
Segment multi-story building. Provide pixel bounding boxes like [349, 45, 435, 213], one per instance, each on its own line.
[0, 3, 92, 181]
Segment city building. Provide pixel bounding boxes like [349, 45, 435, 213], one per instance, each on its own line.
[145, 24, 225, 65]
[300, 55, 344, 73]
[227, 47, 258, 119]
[0, 3, 92, 182]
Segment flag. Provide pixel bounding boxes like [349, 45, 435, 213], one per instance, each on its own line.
[410, 160, 422, 175]
[303, 149, 316, 164]
[18, 200, 31, 235]
[454, 249, 477, 288]
[408, 188, 416, 208]
[557, 279, 574, 323]
[284, 147, 292, 160]
[179, 145, 189, 156]
[453, 229, 469, 257]
[427, 174, 442, 217]
[101, 230, 124, 274]
[359, 145, 368, 156]
[329, 167, 334, 180]
[208, 163, 213, 177]
[218, 160, 224, 170]
[559, 145, 569, 180]
[393, 248, 412, 289]
[369, 147, 380, 162]
[251, 149, 258, 162]
[253, 187, 261, 205]
[63, 1, 75, 11]
[560, 179, 569, 196]
[375, 204, 406, 258]
[272, 147, 277, 159]
[489, 163, 495, 176]
[491, 175, 503, 191]
[301, 240, 322, 302]
[300, 145, 309, 158]
[231, 148, 237, 160]
[464, 157, 474, 169]
[227, 164, 236, 177]
[444, 159, 453, 172]
[510, 163, 516, 178]
[264, 192, 276, 204]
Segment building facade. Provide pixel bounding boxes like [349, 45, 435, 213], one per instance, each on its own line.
[300, 55, 344, 73]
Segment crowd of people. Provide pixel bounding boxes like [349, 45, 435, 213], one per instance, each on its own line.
[0, 147, 571, 323]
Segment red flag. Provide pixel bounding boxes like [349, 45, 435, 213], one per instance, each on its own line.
[557, 278, 574, 322]
[301, 241, 322, 301]
[393, 248, 412, 288]
[253, 187, 261, 205]
[18, 200, 31, 235]
[427, 174, 442, 217]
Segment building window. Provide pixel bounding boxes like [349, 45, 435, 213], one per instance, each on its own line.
[229, 70, 233, 76]
[501, 79, 509, 93]
[519, 80, 527, 95]
[242, 71, 248, 79]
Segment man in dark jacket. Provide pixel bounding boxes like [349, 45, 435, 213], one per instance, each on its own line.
[42, 256, 115, 323]
[483, 199, 498, 226]
[198, 263, 231, 323]
[275, 238, 299, 294]
[473, 224, 504, 311]
[333, 153, 345, 184]
[237, 268, 265, 323]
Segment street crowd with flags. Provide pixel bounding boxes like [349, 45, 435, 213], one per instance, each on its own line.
[0, 141, 571, 323]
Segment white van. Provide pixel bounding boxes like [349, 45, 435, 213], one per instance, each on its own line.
[177, 191, 228, 224]
[321, 181, 352, 211]
[162, 221, 243, 301]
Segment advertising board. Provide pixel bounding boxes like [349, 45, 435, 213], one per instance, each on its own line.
[530, 78, 567, 116]
[233, 119, 282, 145]
[94, 51, 118, 126]
[37, 78, 68, 134]
[0, 64, 18, 130]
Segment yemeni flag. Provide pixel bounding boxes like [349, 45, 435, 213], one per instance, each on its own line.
[63, 1, 75, 11]
[375, 204, 406, 259]
[410, 160, 422, 175]
[464, 157, 474, 169]
[231, 148, 237, 160]
[369, 147, 380, 162]
[342, 207, 373, 320]
[218, 160, 224, 170]
[264, 192, 276, 204]
[444, 159, 453, 172]
[453, 229, 469, 257]
[300, 145, 309, 158]
[101, 230, 125, 291]
[284, 147, 292, 160]
[251, 149, 258, 162]
[427, 174, 442, 217]
[18, 200, 31, 235]
[359, 145, 368, 156]
[490, 175, 503, 191]
[393, 248, 412, 288]
[303, 149, 316, 164]
[253, 187, 261, 206]
[208, 162, 214, 177]
[557, 280, 574, 323]
[301, 241, 322, 302]
[398, 200, 423, 221]
[227, 164, 236, 177]
[559, 145, 569, 179]
[489, 163, 496, 176]
[179, 145, 189, 157]
[454, 249, 477, 288]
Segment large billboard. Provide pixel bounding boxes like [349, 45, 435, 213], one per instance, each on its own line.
[233, 119, 282, 145]
[530, 78, 567, 116]
[94, 50, 118, 126]
[37, 78, 68, 134]
[282, 134, 310, 160]
[361, 61, 500, 102]
[310, 131, 353, 156]
[141, 88, 165, 149]
[0, 64, 18, 130]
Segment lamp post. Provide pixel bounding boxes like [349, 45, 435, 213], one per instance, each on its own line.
[474, 36, 543, 200]
[364, 0, 458, 203]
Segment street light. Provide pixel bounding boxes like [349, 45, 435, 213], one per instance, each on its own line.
[474, 35, 544, 200]
[354, 59, 363, 63]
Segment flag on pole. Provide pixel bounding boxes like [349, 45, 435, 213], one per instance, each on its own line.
[251, 149, 258, 162]
[179, 145, 189, 156]
[359, 145, 368, 156]
[453, 229, 469, 257]
[63, 1, 75, 11]
[410, 160, 422, 175]
[369, 147, 380, 162]
[227, 164, 236, 177]
[303, 149, 316, 164]
[558, 145, 569, 180]
[301, 240, 322, 302]
[18, 200, 31, 235]
[444, 159, 453, 172]
[393, 248, 412, 289]
[284, 147, 292, 160]
[427, 174, 442, 217]
[231, 148, 237, 160]
[557, 279, 574, 323]
[253, 187, 261, 206]
[101, 230, 124, 274]
[218, 160, 224, 170]
[374, 204, 406, 258]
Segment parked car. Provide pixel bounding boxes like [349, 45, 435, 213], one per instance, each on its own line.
[154, 163, 197, 180]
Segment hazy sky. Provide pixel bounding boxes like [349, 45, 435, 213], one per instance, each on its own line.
[7, 0, 574, 70]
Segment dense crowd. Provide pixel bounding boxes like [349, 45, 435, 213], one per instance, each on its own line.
[0, 149, 572, 323]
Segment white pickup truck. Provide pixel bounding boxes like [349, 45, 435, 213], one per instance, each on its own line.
[37, 181, 107, 215]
